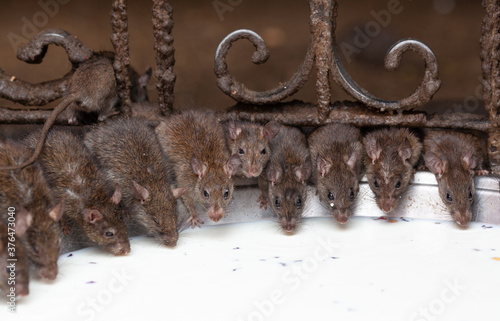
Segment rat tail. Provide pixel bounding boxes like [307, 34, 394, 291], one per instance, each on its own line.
[0, 96, 73, 171]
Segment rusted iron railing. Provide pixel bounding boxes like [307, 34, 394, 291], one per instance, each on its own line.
[0, 0, 498, 174]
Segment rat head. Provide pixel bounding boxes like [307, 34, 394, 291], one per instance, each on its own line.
[365, 135, 415, 213]
[0, 208, 32, 296]
[22, 201, 62, 280]
[81, 184, 131, 255]
[129, 180, 184, 247]
[227, 120, 280, 178]
[267, 158, 311, 233]
[191, 154, 241, 222]
[316, 148, 361, 224]
[425, 149, 477, 227]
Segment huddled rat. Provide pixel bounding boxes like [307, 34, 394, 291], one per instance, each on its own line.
[85, 118, 184, 247]
[308, 124, 364, 224]
[225, 120, 280, 178]
[363, 127, 422, 213]
[25, 131, 130, 255]
[155, 111, 241, 228]
[258, 124, 312, 233]
[0, 208, 32, 297]
[0, 140, 63, 280]
[424, 130, 488, 227]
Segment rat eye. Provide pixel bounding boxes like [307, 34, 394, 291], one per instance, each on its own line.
[373, 179, 379, 188]
[105, 231, 114, 237]
[349, 188, 354, 200]
[296, 197, 302, 208]
[328, 192, 334, 201]
[203, 190, 210, 198]
[395, 181, 401, 189]
[446, 193, 453, 202]
[224, 189, 229, 199]
[260, 148, 266, 155]
[238, 149, 245, 155]
[468, 190, 473, 200]
[274, 198, 281, 208]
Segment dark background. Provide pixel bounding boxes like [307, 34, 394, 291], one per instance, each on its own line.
[0, 0, 485, 113]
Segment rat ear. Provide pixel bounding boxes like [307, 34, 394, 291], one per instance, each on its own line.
[83, 209, 103, 224]
[267, 163, 281, 185]
[15, 205, 33, 237]
[171, 186, 186, 199]
[346, 149, 360, 171]
[110, 183, 122, 205]
[463, 149, 478, 170]
[138, 67, 152, 87]
[224, 154, 241, 178]
[191, 155, 208, 179]
[227, 120, 242, 140]
[262, 121, 280, 141]
[130, 180, 150, 204]
[424, 151, 446, 178]
[364, 135, 381, 164]
[398, 138, 413, 163]
[48, 202, 64, 222]
[317, 155, 332, 178]
[296, 156, 312, 184]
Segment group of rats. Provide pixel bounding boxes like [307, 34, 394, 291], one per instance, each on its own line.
[0, 107, 490, 298]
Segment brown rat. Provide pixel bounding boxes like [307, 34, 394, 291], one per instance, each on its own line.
[308, 124, 364, 224]
[363, 127, 422, 213]
[155, 111, 241, 228]
[0, 54, 119, 171]
[423, 130, 488, 227]
[225, 120, 280, 178]
[0, 207, 32, 297]
[258, 124, 312, 233]
[25, 130, 130, 255]
[85, 118, 184, 247]
[0, 140, 63, 280]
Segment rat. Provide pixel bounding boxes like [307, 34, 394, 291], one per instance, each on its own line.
[25, 130, 131, 255]
[155, 110, 241, 228]
[0, 54, 119, 171]
[363, 127, 422, 213]
[423, 130, 488, 227]
[225, 119, 280, 178]
[308, 124, 364, 224]
[0, 140, 63, 280]
[0, 206, 32, 297]
[85, 118, 185, 247]
[258, 124, 312, 233]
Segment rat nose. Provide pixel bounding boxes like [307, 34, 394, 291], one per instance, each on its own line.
[281, 218, 297, 234]
[39, 265, 58, 280]
[208, 206, 224, 222]
[378, 197, 396, 213]
[334, 209, 350, 224]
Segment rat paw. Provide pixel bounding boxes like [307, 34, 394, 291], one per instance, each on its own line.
[475, 169, 489, 176]
[417, 164, 427, 171]
[257, 194, 268, 210]
[187, 215, 204, 229]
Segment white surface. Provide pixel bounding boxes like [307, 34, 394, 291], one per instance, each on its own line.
[4, 216, 500, 321]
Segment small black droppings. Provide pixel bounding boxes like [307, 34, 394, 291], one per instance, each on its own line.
[233, 247, 240, 250]
[331, 257, 338, 259]
[67, 253, 73, 257]
[279, 262, 286, 267]
[89, 262, 97, 264]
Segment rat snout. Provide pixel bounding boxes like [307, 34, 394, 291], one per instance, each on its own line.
[160, 233, 178, 248]
[281, 218, 297, 234]
[109, 242, 131, 256]
[244, 162, 262, 178]
[334, 209, 351, 224]
[15, 284, 29, 297]
[452, 210, 472, 227]
[377, 197, 397, 213]
[208, 206, 224, 222]
[39, 265, 58, 281]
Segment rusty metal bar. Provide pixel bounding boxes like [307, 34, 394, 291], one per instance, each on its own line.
[481, 0, 500, 174]
[310, 0, 333, 120]
[152, 0, 176, 115]
[110, 0, 132, 116]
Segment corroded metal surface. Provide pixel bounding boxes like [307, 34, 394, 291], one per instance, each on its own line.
[152, 0, 176, 115]
[481, 0, 500, 123]
[0, 29, 93, 106]
[215, 0, 441, 112]
[110, 0, 132, 116]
